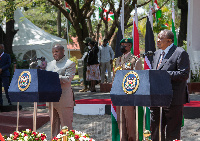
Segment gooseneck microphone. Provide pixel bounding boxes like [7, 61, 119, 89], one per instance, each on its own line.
[140, 51, 154, 58]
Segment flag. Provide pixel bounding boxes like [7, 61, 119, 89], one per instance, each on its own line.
[153, 0, 162, 22]
[112, 23, 122, 141]
[131, 8, 140, 57]
[144, 16, 156, 70]
[65, 2, 70, 13]
[114, 22, 123, 58]
[144, 16, 156, 134]
[132, 9, 146, 140]
[132, 19, 140, 57]
[99, 7, 114, 21]
[161, 23, 169, 28]
[172, 4, 177, 45]
[111, 103, 120, 141]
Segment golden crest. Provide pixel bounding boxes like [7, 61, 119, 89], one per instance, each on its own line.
[122, 71, 139, 94]
[18, 71, 31, 91]
[125, 39, 128, 42]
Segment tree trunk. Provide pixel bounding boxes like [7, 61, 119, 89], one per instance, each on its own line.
[57, 9, 61, 37]
[5, 19, 17, 54]
[178, 0, 188, 46]
[0, 26, 5, 44]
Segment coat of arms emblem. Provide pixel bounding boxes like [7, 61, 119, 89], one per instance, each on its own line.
[18, 71, 31, 91]
[122, 71, 139, 94]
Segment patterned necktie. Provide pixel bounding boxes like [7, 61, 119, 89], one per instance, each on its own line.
[157, 51, 165, 69]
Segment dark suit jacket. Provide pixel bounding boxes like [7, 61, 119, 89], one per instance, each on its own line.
[87, 46, 99, 65]
[152, 44, 190, 105]
[0, 53, 11, 77]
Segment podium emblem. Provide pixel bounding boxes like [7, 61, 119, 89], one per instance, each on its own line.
[18, 71, 31, 91]
[122, 71, 139, 94]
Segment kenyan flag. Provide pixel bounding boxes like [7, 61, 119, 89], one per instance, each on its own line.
[99, 7, 114, 21]
[65, 2, 70, 13]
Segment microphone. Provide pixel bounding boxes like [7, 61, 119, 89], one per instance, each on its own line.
[140, 51, 154, 58]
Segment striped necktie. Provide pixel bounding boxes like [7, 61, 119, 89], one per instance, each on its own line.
[157, 51, 165, 69]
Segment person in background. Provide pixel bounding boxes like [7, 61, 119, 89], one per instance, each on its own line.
[114, 38, 142, 141]
[0, 44, 12, 106]
[46, 44, 76, 137]
[86, 41, 100, 92]
[150, 29, 190, 141]
[98, 39, 114, 83]
[39, 57, 47, 70]
[79, 37, 92, 92]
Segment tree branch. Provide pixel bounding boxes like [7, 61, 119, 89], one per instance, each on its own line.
[126, 0, 170, 28]
[137, 0, 152, 8]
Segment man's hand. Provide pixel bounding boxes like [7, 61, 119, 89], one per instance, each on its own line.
[0, 68, 2, 74]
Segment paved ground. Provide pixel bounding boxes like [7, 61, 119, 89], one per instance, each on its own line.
[2, 85, 200, 140]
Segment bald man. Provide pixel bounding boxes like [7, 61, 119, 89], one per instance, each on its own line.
[0, 44, 12, 106]
[46, 44, 76, 137]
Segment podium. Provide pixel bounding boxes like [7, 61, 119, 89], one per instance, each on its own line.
[110, 70, 173, 141]
[8, 69, 62, 135]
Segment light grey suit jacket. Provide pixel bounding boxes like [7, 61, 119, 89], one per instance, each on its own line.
[152, 45, 190, 105]
[46, 56, 76, 107]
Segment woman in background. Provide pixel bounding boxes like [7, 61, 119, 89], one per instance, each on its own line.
[86, 41, 100, 92]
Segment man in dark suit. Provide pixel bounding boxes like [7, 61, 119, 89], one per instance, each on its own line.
[0, 44, 12, 106]
[150, 30, 190, 141]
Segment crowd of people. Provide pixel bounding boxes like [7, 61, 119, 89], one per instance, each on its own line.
[0, 29, 190, 141]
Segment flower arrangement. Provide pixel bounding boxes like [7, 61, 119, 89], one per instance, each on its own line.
[52, 126, 95, 141]
[4, 129, 47, 141]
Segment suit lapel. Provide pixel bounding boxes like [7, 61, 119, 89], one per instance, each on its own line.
[0, 53, 5, 62]
[157, 45, 177, 70]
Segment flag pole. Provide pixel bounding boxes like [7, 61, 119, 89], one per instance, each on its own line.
[64, 0, 70, 58]
[133, 5, 139, 141]
[122, 0, 124, 38]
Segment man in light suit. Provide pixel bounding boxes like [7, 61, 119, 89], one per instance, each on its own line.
[0, 44, 12, 106]
[114, 38, 142, 141]
[46, 44, 76, 137]
[150, 30, 190, 141]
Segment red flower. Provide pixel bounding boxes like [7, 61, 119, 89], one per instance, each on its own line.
[71, 130, 75, 134]
[24, 134, 28, 137]
[32, 132, 37, 136]
[83, 136, 86, 138]
[13, 135, 18, 140]
[35, 138, 39, 140]
[41, 134, 46, 139]
[29, 129, 31, 132]
[41, 136, 46, 140]
[60, 131, 63, 135]
[75, 135, 79, 139]
[89, 138, 93, 141]
[52, 137, 58, 141]
[13, 132, 18, 136]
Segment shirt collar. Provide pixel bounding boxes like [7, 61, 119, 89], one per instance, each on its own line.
[124, 51, 131, 58]
[161, 43, 174, 55]
[0, 52, 4, 57]
[56, 55, 66, 63]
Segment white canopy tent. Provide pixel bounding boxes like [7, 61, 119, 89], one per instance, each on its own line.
[187, 0, 200, 74]
[2, 8, 68, 63]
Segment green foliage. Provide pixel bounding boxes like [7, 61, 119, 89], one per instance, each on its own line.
[181, 40, 187, 51]
[0, 0, 16, 22]
[191, 70, 200, 82]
